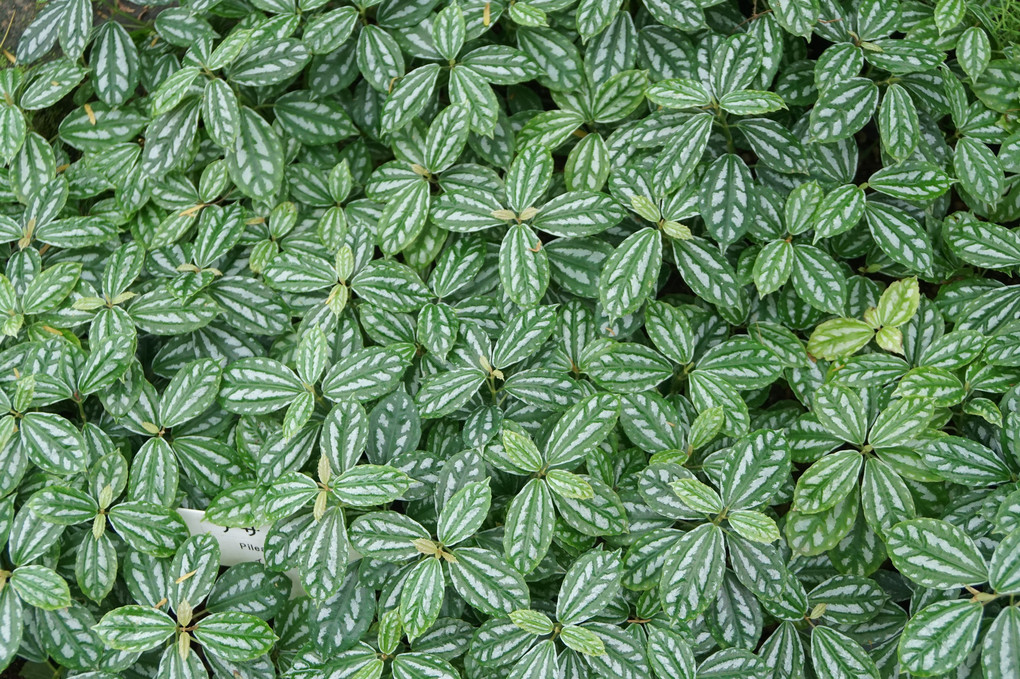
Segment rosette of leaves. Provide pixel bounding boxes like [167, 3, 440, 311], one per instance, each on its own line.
[94, 535, 280, 679]
[883, 516, 1020, 676]
[0, 495, 72, 670]
[348, 479, 532, 641]
[492, 398, 626, 575]
[25, 453, 190, 603]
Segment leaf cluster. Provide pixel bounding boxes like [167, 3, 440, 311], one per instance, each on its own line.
[1, 0, 1020, 678]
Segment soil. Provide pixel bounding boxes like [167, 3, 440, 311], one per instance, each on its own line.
[0, 0, 39, 61]
[0, 0, 162, 62]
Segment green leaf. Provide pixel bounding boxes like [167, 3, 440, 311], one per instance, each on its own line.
[753, 240, 793, 297]
[559, 625, 605, 656]
[700, 154, 754, 247]
[544, 394, 620, 467]
[21, 59, 87, 110]
[918, 435, 1011, 484]
[955, 136, 1005, 205]
[229, 40, 309, 87]
[552, 475, 628, 537]
[659, 524, 725, 622]
[545, 469, 593, 499]
[500, 429, 544, 474]
[647, 628, 696, 679]
[711, 33, 760, 95]
[771, 0, 818, 37]
[170, 535, 219, 610]
[812, 184, 866, 242]
[557, 549, 622, 624]
[958, 27, 991, 80]
[128, 438, 178, 507]
[492, 306, 558, 369]
[727, 510, 781, 543]
[303, 6, 358, 54]
[644, 301, 694, 364]
[878, 84, 920, 161]
[448, 547, 530, 616]
[812, 383, 867, 445]
[78, 334, 134, 396]
[591, 70, 648, 123]
[718, 429, 790, 509]
[352, 261, 431, 312]
[898, 600, 982, 677]
[20, 412, 87, 476]
[108, 502, 188, 557]
[718, 90, 786, 115]
[349, 511, 430, 563]
[672, 237, 744, 312]
[415, 369, 485, 419]
[646, 79, 711, 108]
[378, 181, 430, 255]
[382, 64, 441, 133]
[671, 477, 723, 514]
[807, 318, 874, 360]
[868, 163, 953, 201]
[0, 583, 23, 669]
[357, 25, 404, 92]
[809, 78, 878, 142]
[159, 358, 222, 429]
[220, 357, 304, 415]
[509, 609, 554, 635]
[886, 518, 988, 589]
[504, 478, 555, 574]
[876, 277, 919, 328]
[9, 565, 71, 610]
[425, 105, 470, 174]
[22, 262, 80, 314]
[506, 145, 553, 213]
[531, 191, 625, 238]
[654, 112, 714, 193]
[565, 132, 610, 192]
[988, 528, 1020, 594]
[0, 105, 27, 165]
[785, 491, 859, 556]
[811, 626, 879, 679]
[943, 214, 1020, 270]
[274, 92, 357, 146]
[29, 485, 97, 524]
[322, 345, 415, 403]
[599, 227, 662, 318]
[94, 606, 176, 652]
[934, 0, 965, 33]
[500, 223, 550, 308]
[194, 612, 276, 661]
[226, 108, 283, 199]
[203, 78, 241, 147]
[392, 652, 459, 679]
[793, 450, 862, 514]
[688, 372, 750, 437]
[510, 2, 549, 27]
[982, 607, 1020, 679]
[438, 480, 491, 546]
[864, 201, 933, 273]
[868, 397, 933, 449]
[400, 558, 445, 641]
[431, 1, 466, 60]
[332, 465, 411, 507]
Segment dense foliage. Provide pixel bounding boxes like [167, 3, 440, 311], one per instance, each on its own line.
[1, 0, 1020, 677]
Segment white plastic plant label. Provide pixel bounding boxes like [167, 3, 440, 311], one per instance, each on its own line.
[177, 507, 271, 566]
[176, 507, 362, 598]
